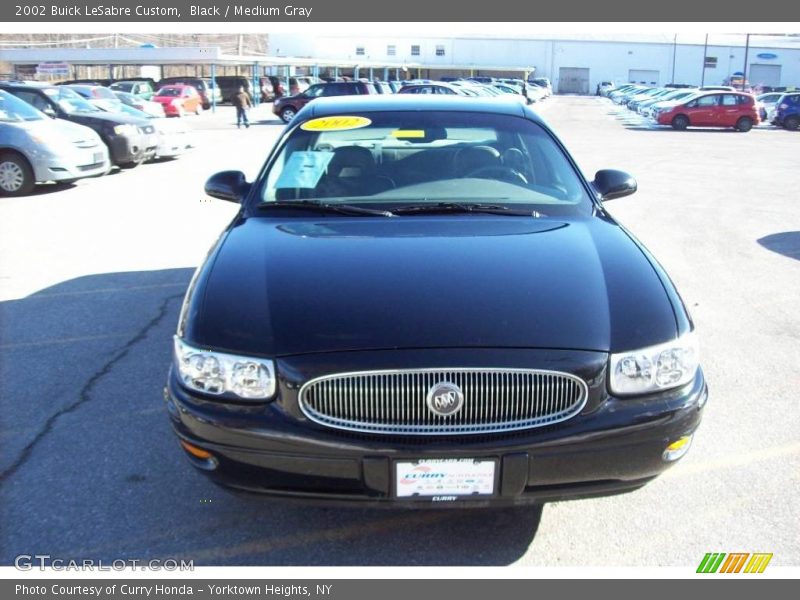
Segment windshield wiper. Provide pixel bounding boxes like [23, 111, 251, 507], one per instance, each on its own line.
[258, 200, 395, 217]
[392, 202, 540, 216]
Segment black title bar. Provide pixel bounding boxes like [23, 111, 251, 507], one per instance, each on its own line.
[3, 0, 800, 22]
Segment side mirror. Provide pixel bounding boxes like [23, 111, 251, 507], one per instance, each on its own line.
[592, 169, 637, 201]
[204, 170, 250, 203]
[43, 106, 57, 118]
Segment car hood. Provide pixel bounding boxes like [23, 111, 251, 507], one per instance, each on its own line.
[187, 215, 678, 356]
[7, 118, 98, 145]
[67, 111, 149, 127]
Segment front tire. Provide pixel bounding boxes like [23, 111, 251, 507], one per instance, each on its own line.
[671, 115, 689, 130]
[118, 160, 142, 170]
[784, 115, 799, 131]
[735, 117, 753, 132]
[0, 152, 35, 196]
[280, 107, 296, 123]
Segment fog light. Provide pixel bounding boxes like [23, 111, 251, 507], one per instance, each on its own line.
[179, 440, 213, 460]
[663, 435, 693, 462]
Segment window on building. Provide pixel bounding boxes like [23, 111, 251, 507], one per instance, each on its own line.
[355, 46, 365, 56]
[410, 45, 420, 56]
[704, 56, 717, 68]
[387, 45, 396, 56]
[435, 45, 445, 57]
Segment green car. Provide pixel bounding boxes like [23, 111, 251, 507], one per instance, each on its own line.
[109, 81, 155, 101]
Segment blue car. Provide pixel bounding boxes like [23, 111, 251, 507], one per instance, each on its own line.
[771, 92, 800, 130]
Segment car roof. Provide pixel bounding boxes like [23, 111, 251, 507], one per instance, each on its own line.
[0, 82, 56, 91]
[303, 95, 531, 120]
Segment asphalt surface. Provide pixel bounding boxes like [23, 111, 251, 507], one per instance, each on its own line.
[1, 98, 798, 567]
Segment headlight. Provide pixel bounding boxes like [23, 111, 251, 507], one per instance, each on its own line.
[113, 124, 136, 136]
[173, 337, 276, 400]
[609, 332, 699, 396]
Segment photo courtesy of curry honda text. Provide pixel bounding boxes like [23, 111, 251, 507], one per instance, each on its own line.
[164, 95, 707, 508]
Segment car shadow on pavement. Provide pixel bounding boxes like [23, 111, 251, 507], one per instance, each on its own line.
[250, 119, 286, 127]
[0, 268, 541, 567]
[757, 231, 800, 261]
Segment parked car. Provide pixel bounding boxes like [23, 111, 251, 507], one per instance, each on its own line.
[167, 95, 706, 508]
[94, 101, 194, 160]
[529, 77, 552, 96]
[698, 86, 736, 92]
[57, 77, 159, 91]
[771, 92, 800, 130]
[640, 89, 699, 118]
[597, 81, 615, 96]
[272, 80, 378, 123]
[263, 76, 287, 100]
[755, 92, 784, 122]
[63, 84, 121, 103]
[610, 85, 649, 104]
[113, 91, 166, 117]
[0, 89, 109, 196]
[109, 80, 155, 101]
[655, 92, 760, 131]
[156, 77, 219, 109]
[214, 76, 253, 104]
[372, 81, 394, 95]
[0, 82, 155, 168]
[152, 85, 204, 117]
[399, 82, 477, 96]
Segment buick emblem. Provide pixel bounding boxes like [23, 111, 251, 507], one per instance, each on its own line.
[426, 381, 464, 417]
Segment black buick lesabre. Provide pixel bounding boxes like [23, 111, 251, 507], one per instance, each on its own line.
[164, 95, 707, 507]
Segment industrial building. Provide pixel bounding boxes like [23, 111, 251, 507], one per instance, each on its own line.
[269, 33, 800, 92]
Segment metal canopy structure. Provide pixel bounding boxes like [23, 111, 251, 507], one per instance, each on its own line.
[0, 46, 536, 111]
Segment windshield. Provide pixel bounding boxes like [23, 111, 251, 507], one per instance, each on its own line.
[95, 99, 150, 119]
[156, 87, 182, 97]
[259, 111, 591, 214]
[0, 90, 45, 122]
[51, 87, 100, 114]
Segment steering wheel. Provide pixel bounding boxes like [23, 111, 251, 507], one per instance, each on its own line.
[464, 165, 529, 185]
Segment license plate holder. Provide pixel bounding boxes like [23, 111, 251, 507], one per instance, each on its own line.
[394, 458, 498, 500]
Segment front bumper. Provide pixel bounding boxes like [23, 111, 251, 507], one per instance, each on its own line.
[106, 132, 148, 165]
[163, 351, 707, 508]
[31, 145, 110, 182]
[153, 131, 194, 158]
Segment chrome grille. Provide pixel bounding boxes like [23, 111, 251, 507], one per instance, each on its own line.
[298, 368, 588, 435]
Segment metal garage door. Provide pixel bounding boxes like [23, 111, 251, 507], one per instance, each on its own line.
[558, 67, 590, 94]
[629, 69, 660, 85]
[749, 64, 781, 88]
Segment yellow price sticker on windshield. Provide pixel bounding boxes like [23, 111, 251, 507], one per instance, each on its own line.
[391, 130, 426, 138]
[301, 116, 372, 132]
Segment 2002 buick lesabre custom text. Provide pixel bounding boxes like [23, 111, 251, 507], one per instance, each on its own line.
[164, 95, 707, 507]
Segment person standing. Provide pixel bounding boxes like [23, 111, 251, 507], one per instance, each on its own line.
[232, 86, 251, 128]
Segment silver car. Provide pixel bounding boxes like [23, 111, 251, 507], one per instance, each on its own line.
[93, 100, 195, 160]
[0, 90, 109, 196]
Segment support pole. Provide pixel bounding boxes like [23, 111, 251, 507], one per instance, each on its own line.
[211, 63, 217, 114]
[742, 33, 750, 91]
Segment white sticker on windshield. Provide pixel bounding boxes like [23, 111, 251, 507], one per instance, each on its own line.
[274, 151, 334, 189]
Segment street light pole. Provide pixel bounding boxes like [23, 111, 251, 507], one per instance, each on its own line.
[671, 33, 677, 84]
[701, 33, 708, 86]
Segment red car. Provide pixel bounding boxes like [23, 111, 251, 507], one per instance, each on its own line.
[152, 85, 203, 117]
[656, 92, 760, 132]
